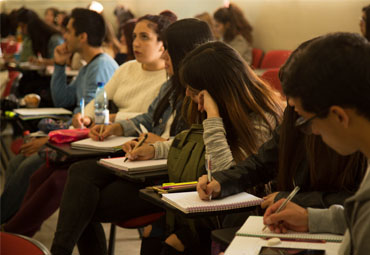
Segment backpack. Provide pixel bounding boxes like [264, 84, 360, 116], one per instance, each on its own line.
[167, 124, 206, 183]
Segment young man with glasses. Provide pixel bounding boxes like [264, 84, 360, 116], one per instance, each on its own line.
[261, 33, 370, 254]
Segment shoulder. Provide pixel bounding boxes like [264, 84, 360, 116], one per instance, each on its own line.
[229, 34, 250, 48]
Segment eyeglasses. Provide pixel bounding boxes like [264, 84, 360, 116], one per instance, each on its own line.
[295, 108, 328, 134]
[295, 115, 319, 135]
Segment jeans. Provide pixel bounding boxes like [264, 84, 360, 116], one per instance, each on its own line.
[0, 154, 44, 223]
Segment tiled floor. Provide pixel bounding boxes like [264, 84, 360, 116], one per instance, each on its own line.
[33, 209, 142, 254]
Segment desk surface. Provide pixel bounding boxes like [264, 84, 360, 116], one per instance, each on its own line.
[98, 161, 168, 183]
[224, 236, 341, 255]
[46, 142, 123, 159]
[139, 189, 259, 218]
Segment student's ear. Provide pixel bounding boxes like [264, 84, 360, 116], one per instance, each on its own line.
[79, 32, 88, 44]
[330, 106, 349, 128]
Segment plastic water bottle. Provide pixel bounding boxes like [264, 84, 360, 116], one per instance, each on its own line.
[94, 82, 109, 125]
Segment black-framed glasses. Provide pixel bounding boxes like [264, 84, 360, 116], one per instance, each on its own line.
[295, 115, 319, 135]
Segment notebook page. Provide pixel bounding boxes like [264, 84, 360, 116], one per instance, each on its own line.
[162, 191, 262, 213]
[99, 157, 167, 172]
[236, 216, 343, 242]
[72, 136, 136, 149]
[224, 236, 341, 255]
[14, 108, 72, 116]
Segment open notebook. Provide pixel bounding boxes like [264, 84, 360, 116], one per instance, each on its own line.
[162, 191, 263, 214]
[71, 136, 136, 152]
[14, 108, 72, 120]
[99, 157, 167, 173]
[236, 216, 343, 242]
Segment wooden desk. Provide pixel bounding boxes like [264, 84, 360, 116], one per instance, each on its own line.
[139, 189, 259, 218]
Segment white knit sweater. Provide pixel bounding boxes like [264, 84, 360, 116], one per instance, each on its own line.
[84, 60, 167, 121]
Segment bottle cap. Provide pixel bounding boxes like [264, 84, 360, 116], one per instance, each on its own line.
[97, 82, 105, 88]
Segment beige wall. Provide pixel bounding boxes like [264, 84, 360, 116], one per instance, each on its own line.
[2, 0, 368, 51]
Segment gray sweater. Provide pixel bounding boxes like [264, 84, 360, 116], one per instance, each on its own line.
[308, 161, 370, 255]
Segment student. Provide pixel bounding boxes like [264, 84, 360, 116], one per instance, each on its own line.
[213, 3, 253, 64]
[124, 41, 284, 254]
[49, 18, 212, 255]
[72, 13, 171, 128]
[262, 33, 370, 254]
[199, 33, 370, 254]
[0, 8, 118, 226]
[360, 4, 370, 41]
[44, 7, 59, 26]
[1, 13, 173, 238]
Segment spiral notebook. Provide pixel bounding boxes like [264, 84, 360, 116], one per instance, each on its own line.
[99, 157, 167, 173]
[71, 136, 136, 152]
[236, 216, 344, 242]
[161, 191, 263, 214]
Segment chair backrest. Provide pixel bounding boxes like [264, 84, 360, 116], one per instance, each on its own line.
[260, 68, 284, 96]
[0, 232, 51, 255]
[260, 50, 291, 69]
[251, 48, 264, 69]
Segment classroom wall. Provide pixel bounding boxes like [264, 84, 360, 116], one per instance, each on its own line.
[1, 0, 368, 51]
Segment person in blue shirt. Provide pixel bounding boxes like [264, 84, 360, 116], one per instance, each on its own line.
[0, 8, 118, 226]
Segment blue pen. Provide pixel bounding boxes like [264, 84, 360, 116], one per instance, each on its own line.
[80, 98, 85, 128]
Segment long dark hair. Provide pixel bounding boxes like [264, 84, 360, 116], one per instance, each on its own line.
[214, 3, 253, 43]
[180, 41, 283, 161]
[277, 38, 367, 192]
[277, 105, 366, 192]
[152, 18, 214, 134]
[17, 8, 61, 58]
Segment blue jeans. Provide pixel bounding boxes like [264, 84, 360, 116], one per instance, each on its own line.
[0, 154, 44, 223]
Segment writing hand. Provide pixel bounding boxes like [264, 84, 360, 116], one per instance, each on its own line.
[196, 175, 221, 200]
[197, 90, 220, 118]
[122, 141, 155, 161]
[263, 199, 309, 233]
[261, 192, 279, 209]
[72, 113, 92, 128]
[89, 123, 123, 141]
[54, 43, 72, 66]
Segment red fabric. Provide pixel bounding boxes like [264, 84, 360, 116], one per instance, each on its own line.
[261, 68, 284, 95]
[2, 71, 21, 98]
[1, 41, 21, 54]
[116, 212, 165, 228]
[10, 137, 24, 155]
[48, 128, 90, 144]
[260, 50, 292, 69]
[251, 48, 264, 69]
[0, 232, 45, 255]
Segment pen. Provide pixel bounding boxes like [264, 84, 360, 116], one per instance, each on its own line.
[206, 155, 212, 200]
[99, 125, 104, 140]
[124, 133, 148, 162]
[262, 186, 300, 231]
[80, 98, 85, 128]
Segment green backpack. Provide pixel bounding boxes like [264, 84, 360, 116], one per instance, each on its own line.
[167, 123, 206, 183]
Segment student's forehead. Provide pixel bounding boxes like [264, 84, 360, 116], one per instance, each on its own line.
[67, 18, 75, 30]
[134, 20, 157, 34]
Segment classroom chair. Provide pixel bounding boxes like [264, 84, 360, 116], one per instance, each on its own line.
[260, 68, 284, 96]
[2, 71, 22, 98]
[0, 232, 51, 255]
[260, 50, 291, 69]
[108, 211, 165, 255]
[251, 48, 264, 69]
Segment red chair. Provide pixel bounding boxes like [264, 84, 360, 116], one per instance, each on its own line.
[0, 232, 50, 255]
[251, 48, 264, 69]
[2, 71, 21, 98]
[260, 68, 284, 96]
[260, 50, 292, 69]
[108, 211, 165, 255]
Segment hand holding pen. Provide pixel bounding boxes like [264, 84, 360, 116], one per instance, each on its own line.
[124, 134, 151, 162]
[263, 186, 309, 233]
